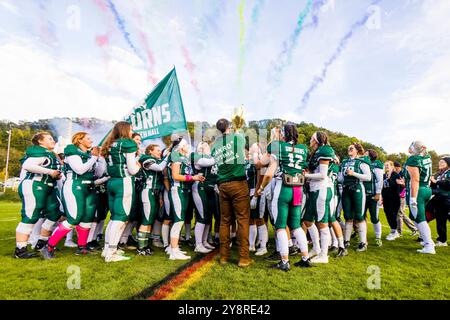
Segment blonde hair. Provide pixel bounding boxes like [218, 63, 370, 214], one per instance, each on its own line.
[72, 132, 88, 147]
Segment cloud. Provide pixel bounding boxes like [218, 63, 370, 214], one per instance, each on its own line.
[0, 0, 20, 16]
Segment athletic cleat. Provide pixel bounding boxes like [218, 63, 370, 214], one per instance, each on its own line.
[75, 246, 93, 256]
[375, 238, 383, 247]
[137, 247, 154, 256]
[214, 238, 220, 247]
[35, 239, 48, 251]
[105, 253, 131, 263]
[165, 246, 187, 255]
[265, 251, 280, 261]
[289, 245, 299, 256]
[270, 260, 290, 272]
[329, 246, 338, 254]
[311, 254, 329, 264]
[308, 248, 320, 259]
[416, 237, 423, 243]
[386, 231, 400, 241]
[417, 246, 436, 254]
[255, 247, 268, 256]
[64, 239, 78, 248]
[87, 240, 101, 251]
[203, 242, 215, 250]
[336, 247, 348, 258]
[194, 244, 212, 254]
[126, 235, 138, 250]
[238, 259, 255, 268]
[356, 242, 367, 252]
[435, 241, 448, 247]
[14, 247, 39, 259]
[40, 245, 56, 260]
[152, 239, 165, 248]
[294, 258, 313, 268]
[169, 249, 191, 260]
[344, 241, 351, 249]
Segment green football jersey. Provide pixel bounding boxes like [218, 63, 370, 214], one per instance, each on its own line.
[22, 145, 60, 184]
[245, 159, 258, 190]
[308, 145, 336, 175]
[267, 141, 308, 176]
[405, 154, 432, 188]
[190, 152, 217, 186]
[106, 138, 138, 178]
[211, 133, 246, 184]
[364, 159, 384, 194]
[64, 144, 95, 181]
[340, 157, 367, 186]
[436, 169, 450, 197]
[139, 155, 163, 189]
[168, 150, 193, 189]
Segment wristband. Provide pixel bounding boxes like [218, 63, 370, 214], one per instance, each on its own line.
[185, 175, 193, 182]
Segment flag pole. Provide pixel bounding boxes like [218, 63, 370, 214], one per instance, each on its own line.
[3, 128, 11, 193]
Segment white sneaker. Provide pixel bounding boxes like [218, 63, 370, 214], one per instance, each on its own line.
[435, 241, 448, 247]
[249, 246, 256, 252]
[194, 244, 212, 254]
[64, 240, 78, 248]
[169, 249, 191, 260]
[165, 246, 187, 255]
[152, 239, 165, 248]
[420, 241, 425, 246]
[105, 253, 131, 263]
[203, 242, 215, 250]
[386, 231, 399, 241]
[255, 247, 268, 256]
[311, 254, 329, 264]
[308, 248, 321, 258]
[417, 246, 436, 254]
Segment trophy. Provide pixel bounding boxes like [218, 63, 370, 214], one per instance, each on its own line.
[231, 105, 246, 132]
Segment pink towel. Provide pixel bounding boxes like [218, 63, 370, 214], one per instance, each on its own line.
[292, 186, 303, 207]
[399, 188, 406, 198]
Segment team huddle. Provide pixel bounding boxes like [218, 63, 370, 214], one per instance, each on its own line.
[13, 120, 441, 270]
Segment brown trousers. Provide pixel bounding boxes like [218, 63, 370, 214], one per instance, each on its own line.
[218, 180, 250, 262]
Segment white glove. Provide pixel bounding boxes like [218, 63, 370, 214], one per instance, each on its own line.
[214, 185, 220, 195]
[409, 197, 418, 218]
[265, 187, 273, 201]
[250, 196, 258, 210]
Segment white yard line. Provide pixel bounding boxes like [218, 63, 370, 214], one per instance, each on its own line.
[0, 218, 18, 222]
[0, 237, 15, 241]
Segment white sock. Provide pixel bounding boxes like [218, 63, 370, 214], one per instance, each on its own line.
[292, 228, 308, 253]
[120, 222, 135, 243]
[65, 229, 74, 243]
[288, 238, 293, 247]
[195, 223, 205, 246]
[95, 220, 105, 239]
[340, 221, 346, 232]
[373, 222, 382, 239]
[29, 218, 44, 245]
[274, 232, 280, 252]
[344, 221, 354, 242]
[338, 236, 344, 249]
[249, 225, 257, 248]
[185, 223, 192, 240]
[170, 221, 184, 248]
[107, 220, 126, 255]
[104, 221, 112, 248]
[257, 224, 268, 249]
[320, 228, 331, 256]
[152, 220, 162, 239]
[308, 225, 321, 252]
[231, 231, 236, 238]
[277, 229, 289, 258]
[203, 224, 211, 244]
[162, 224, 170, 247]
[330, 227, 338, 247]
[417, 222, 434, 246]
[358, 222, 367, 244]
[17, 241, 28, 249]
[87, 222, 97, 243]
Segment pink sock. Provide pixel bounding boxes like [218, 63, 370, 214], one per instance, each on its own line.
[48, 224, 72, 250]
[76, 225, 90, 247]
[292, 186, 303, 206]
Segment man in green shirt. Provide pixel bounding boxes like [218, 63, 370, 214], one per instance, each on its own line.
[211, 119, 252, 268]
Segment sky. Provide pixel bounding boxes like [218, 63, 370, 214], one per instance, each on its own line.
[0, 0, 449, 154]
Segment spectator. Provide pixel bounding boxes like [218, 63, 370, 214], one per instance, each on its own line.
[430, 157, 450, 246]
[382, 161, 402, 241]
[394, 161, 418, 236]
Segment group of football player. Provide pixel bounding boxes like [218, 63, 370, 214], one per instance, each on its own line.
[13, 120, 442, 270]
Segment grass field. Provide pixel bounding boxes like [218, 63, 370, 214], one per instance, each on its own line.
[0, 200, 449, 300]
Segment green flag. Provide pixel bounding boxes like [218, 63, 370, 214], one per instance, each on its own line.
[125, 67, 187, 140]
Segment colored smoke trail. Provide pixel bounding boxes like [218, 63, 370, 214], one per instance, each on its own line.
[36, 0, 59, 48]
[181, 45, 201, 94]
[303, 0, 327, 30]
[105, 0, 145, 62]
[299, 0, 382, 110]
[237, 0, 246, 84]
[251, 0, 265, 24]
[268, 0, 313, 86]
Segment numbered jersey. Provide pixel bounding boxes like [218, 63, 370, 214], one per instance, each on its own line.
[139, 155, 163, 189]
[106, 139, 138, 178]
[22, 145, 61, 184]
[308, 145, 336, 190]
[190, 152, 217, 187]
[168, 151, 193, 189]
[405, 154, 432, 188]
[64, 144, 95, 181]
[340, 157, 369, 186]
[267, 141, 308, 176]
[364, 159, 384, 195]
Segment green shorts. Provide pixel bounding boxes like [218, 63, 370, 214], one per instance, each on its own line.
[271, 179, 302, 230]
[407, 186, 432, 223]
[169, 186, 191, 223]
[107, 177, 136, 222]
[62, 179, 96, 225]
[304, 187, 334, 223]
[140, 188, 159, 226]
[342, 183, 366, 222]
